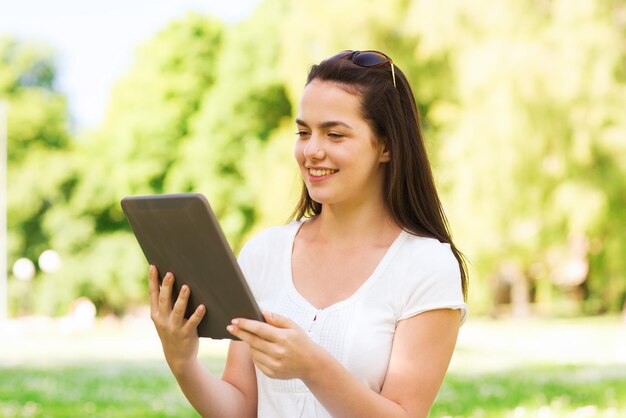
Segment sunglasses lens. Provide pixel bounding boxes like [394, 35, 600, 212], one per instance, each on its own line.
[353, 51, 389, 67]
[322, 50, 396, 87]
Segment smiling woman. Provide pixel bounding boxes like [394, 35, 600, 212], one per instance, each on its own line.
[149, 49, 468, 418]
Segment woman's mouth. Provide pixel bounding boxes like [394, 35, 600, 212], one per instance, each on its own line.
[307, 168, 339, 182]
[309, 168, 339, 177]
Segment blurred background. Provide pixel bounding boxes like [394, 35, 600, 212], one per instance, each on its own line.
[1, 0, 625, 417]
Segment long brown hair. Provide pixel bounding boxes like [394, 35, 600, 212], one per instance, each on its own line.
[290, 51, 468, 300]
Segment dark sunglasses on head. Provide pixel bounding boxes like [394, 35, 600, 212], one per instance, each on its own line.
[327, 50, 396, 88]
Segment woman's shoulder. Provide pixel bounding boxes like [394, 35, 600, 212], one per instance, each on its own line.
[402, 232, 454, 256]
[399, 232, 459, 275]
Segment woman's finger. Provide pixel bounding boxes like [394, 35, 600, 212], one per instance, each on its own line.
[158, 272, 174, 316]
[228, 325, 275, 355]
[148, 265, 159, 317]
[171, 284, 190, 324]
[249, 346, 280, 375]
[183, 304, 206, 332]
[233, 318, 281, 343]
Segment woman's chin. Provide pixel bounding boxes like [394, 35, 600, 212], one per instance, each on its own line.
[308, 194, 343, 207]
[306, 192, 332, 206]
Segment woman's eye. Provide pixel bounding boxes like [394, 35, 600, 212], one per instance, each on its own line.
[295, 130, 310, 138]
[328, 132, 344, 139]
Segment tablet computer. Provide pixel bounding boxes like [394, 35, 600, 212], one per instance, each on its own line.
[121, 193, 264, 339]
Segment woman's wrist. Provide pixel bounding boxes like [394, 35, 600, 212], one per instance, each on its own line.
[302, 343, 333, 386]
[167, 355, 201, 378]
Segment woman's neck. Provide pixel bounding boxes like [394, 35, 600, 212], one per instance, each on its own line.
[306, 198, 400, 248]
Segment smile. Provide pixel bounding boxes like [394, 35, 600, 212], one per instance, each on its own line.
[309, 168, 339, 177]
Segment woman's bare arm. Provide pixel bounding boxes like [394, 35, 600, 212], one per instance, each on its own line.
[231, 308, 460, 418]
[149, 266, 257, 417]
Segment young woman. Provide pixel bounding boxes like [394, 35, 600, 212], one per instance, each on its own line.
[149, 50, 468, 418]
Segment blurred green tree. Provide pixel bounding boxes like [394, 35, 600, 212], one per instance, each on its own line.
[38, 5, 293, 315]
[37, 14, 226, 315]
[5, 0, 626, 317]
[404, 0, 626, 314]
[165, 0, 292, 246]
[0, 37, 75, 315]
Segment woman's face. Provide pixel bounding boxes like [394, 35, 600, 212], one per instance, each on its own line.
[294, 80, 389, 208]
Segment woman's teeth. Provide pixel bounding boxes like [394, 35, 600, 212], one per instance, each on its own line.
[310, 168, 338, 177]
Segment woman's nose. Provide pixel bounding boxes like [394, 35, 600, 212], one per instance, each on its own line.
[303, 135, 325, 160]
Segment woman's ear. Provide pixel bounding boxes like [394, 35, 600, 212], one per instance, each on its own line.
[379, 142, 391, 163]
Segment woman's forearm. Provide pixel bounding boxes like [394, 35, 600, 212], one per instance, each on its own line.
[228, 312, 416, 417]
[170, 358, 255, 418]
[302, 349, 411, 418]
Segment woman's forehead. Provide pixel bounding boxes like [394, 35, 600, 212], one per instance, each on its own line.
[298, 80, 363, 122]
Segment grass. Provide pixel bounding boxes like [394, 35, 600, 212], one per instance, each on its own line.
[1, 315, 624, 417]
[0, 362, 198, 418]
[0, 315, 225, 418]
[432, 364, 626, 417]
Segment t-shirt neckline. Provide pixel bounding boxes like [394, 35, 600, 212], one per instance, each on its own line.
[284, 219, 408, 313]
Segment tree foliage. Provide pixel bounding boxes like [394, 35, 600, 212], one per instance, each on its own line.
[1, 38, 76, 314]
[4, 0, 626, 316]
[404, 0, 626, 313]
[39, 14, 227, 315]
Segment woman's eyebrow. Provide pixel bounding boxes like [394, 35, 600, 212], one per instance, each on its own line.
[295, 118, 309, 127]
[295, 118, 353, 129]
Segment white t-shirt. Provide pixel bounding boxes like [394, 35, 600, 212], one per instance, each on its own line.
[237, 220, 467, 418]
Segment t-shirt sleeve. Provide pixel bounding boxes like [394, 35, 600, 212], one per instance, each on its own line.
[398, 241, 468, 325]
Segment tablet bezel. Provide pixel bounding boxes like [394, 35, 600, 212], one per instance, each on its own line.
[121, 193, 264, 339]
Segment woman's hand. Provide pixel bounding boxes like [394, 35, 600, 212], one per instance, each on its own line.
[227, 311, 321, 381]
[149, 265, 206, 374]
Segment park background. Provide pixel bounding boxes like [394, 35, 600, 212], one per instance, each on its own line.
[1, 0, 625, 417]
